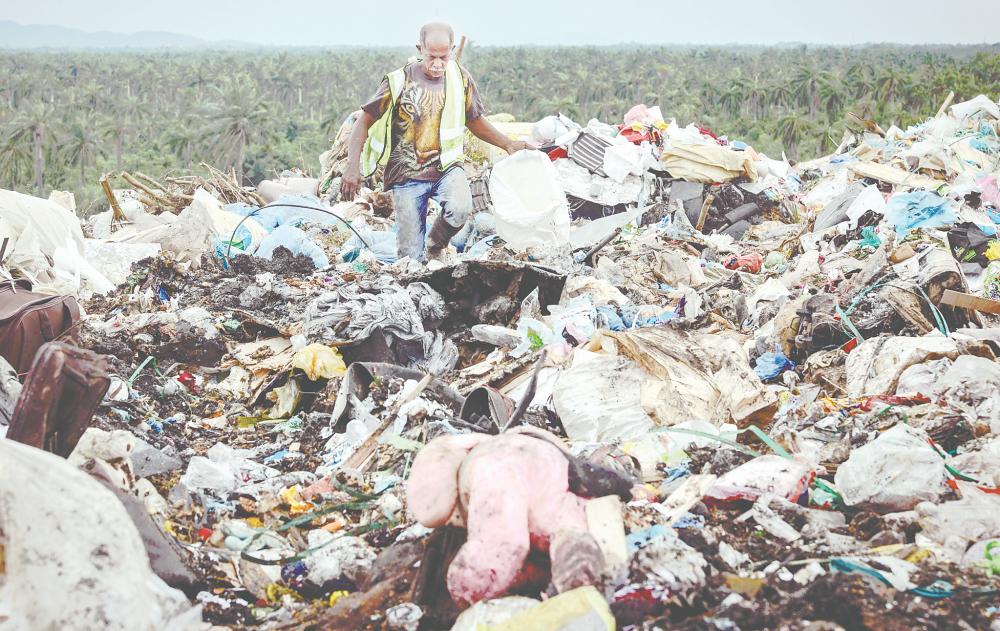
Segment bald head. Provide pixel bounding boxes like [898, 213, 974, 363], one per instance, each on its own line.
[416, 22, 455, 79]
[419, 22, 454, 47]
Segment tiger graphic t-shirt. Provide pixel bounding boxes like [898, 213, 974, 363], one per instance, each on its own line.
[362, 63, 485, 189]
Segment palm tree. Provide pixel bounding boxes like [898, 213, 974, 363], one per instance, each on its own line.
[111, 94, 148, 170]
[744, 74, 769, 121]
[165, 121, 204, 169]
[720, 83, 746, 118]
[6, 102, 58, 196]
[775, 111, 813, 158]
[791, 64, 829, 120]
[203, 77, 273, 184]
[821, 74, 847, 122]
[876, 66, 909, 105]
[846, 63, 877, 100]
[0, 133, 33, 190]
[62, 115, 106, 191]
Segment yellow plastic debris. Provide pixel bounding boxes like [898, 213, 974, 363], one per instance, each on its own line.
[292, 344, 346, 380]
[328, 590, 350, 606]
[985, 240, 1000, 261]
[905, 548, 933, 564]
[279, 485, 314, 515]
[266, 583, 301, 603]
[486, 586, 614, 631]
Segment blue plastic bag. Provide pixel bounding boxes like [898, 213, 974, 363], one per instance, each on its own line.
[226, 195, 341, 233]
[341, 228, 398, 263]
[885, 191, 956, 236]
[254, 224, 329, 269]
[595, 306, 626, 331]
[754, 350, 795, 381]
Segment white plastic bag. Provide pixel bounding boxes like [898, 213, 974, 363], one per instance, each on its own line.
[552, 350, 654, 442]
[0, 188, 87, 292]
[84, 239, 162, 287]
[706, 455, 815, 503]
[489, 150, 571, 250]
[0, 440, 202, 630]
[52, 238, 116, 295]
[834, 424, 948, 512]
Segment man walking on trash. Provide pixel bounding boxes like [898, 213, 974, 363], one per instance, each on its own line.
[341, 22, 532, 262]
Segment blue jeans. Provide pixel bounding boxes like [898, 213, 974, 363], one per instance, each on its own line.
[391, 166, 473, 261]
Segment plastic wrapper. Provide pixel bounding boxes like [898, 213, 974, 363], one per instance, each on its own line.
[885, 190, 957, 236]
[292, 343, 347, 380]
[982, 260, 1000, 300]
[706, 455, 814, 503]
[754, 350, 795, 381]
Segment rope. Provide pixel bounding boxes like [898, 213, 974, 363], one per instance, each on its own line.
[224, 202, 372, 261]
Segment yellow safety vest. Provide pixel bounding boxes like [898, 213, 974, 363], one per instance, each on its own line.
[361, 60, 467, 178]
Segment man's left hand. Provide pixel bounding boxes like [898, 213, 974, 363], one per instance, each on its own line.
[505, 139, 536, 154]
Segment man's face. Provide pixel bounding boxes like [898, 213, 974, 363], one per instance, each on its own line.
[417, 33, 452, 79]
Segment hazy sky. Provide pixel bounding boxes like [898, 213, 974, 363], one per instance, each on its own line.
[3, 0, 997, 46]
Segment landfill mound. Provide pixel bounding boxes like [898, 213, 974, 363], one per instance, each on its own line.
[2, 95, 1000, 630]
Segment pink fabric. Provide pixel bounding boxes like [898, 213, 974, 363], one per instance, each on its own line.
[978, 174, 999, 208]
[407, 432, 590, 605]
[624, 104, 650, 126]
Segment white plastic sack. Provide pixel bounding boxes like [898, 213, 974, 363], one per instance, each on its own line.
[0, 188, 86, 288]
[553, 159, 644, 206]
[0, 439, 202, 630]
[569, 206, 644, 250]
[116, 188, 267, 264]
[602, 142, 646, 183]
[834, 424, 948, 512]
[801, 169, 849, 209]
[916, 482, 1000, 549]
[560, 275, 629, 306]
[489, 150, 571, 250]
[950, 94, 1000, 121]
[933, 355, 1000, 432]
[951, 437, 1000, 487]
[531, 114, 579, 147]
[553, 350, 654, 442]
[179, 443, 280, 495]
[52, 238, 116, 295]
[845, 334, 989, 397]
[895, 358, 953, 396]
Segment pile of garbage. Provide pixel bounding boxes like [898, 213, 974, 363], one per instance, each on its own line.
[2, 93, 1000, 631]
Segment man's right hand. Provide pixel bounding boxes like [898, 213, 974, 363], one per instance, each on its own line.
[341, 164, 362, 201]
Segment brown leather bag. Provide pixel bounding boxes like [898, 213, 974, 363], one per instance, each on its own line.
[0, 280, 81, 377]
[7, 341, 110, 457]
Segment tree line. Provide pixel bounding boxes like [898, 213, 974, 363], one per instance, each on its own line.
[1, 44, 997, 214]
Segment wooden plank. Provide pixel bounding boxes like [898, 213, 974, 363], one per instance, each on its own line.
[940, 289, 1000, 315]
[695, 193, 715, 232]
[343, 372, 433, 471]
[935, 90, 956, 118]
[847, 161, 945, 192]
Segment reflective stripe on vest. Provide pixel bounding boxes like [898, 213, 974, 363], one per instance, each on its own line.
[360, 60, 466, 178]
[360, 67, 405, 177]
[438, 59, 466, 171]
